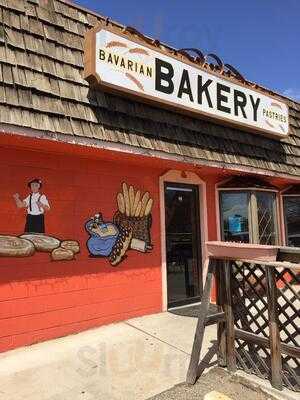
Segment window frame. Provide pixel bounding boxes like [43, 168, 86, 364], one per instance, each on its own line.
[282, 193, 300, 246]
[218, 187, 281, 245]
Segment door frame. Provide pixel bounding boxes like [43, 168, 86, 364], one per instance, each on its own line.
[159, 170, 208, 311]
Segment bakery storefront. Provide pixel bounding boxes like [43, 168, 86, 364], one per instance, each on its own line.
[0, 0, 299, 352]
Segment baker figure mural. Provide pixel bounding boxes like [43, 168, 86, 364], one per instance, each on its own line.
[86, 183, 153, 266]
[13, 178, 50, 234]
[0, 178, 80, 261]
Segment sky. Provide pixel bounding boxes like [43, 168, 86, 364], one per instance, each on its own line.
[75, 0, 300, 100]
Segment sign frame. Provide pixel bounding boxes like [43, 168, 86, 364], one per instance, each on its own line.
[84, 21, 290, 139]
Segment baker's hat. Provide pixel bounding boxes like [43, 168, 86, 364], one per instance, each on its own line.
[27, 178, 42, 188]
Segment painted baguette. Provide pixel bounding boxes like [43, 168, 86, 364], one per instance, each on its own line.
[144, 198, 153, 216]
[106, 41, 128, 49]
[122, 182, 130, 217]
[125, 73, 144, 91]
[135, 201, 142, 217]
[140, 192, 150, 217]
[128, 48, 149, 56]
[132, 190, 141, 216]
[129, 185, 135, 216]
[117, 192, 125, 214]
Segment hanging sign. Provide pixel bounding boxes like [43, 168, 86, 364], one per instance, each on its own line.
[84, 23, 289, 138]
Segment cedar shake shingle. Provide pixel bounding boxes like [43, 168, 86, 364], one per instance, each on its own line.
[0, 0, 299, 178]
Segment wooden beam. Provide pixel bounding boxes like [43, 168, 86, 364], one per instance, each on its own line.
[205, 312, 226, 326]
[235, 329, 300, 359]
[265, 265, 283, 390]
[186, 259, 216, 385]
[216, 261, 227, 367]
[224, 260, 236, 372]
[229, 259, 300, 272]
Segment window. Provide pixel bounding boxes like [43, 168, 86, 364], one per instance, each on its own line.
[220, 192, 250, 243]
[283, 187, 300, 247]
[219, 178, 279, 245]
[256, 191, 278, 245]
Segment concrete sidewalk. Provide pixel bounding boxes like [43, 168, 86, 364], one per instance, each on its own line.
[0, 312, 297, 400]
[0, 312, 217, 400]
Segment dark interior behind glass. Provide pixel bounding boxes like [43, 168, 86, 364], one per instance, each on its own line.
[284, 196, 300, 247]
[256, 192, 277, 245]
[165, 183, 202, 307]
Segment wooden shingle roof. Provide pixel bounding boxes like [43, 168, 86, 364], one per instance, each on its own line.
[0, 0, 300, 178]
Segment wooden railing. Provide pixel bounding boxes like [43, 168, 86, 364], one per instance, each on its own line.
[186, 251, 300, 392]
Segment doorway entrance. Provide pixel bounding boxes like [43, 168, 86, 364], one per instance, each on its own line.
[164, 182, 202, 308]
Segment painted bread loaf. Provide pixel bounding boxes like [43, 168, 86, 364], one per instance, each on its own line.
[0, 235, 35, 257]
[51, 247, 74, 261]
[61, 240, 80, 254]
[109, 226, 132, 266]
[20, 234, 60, 252]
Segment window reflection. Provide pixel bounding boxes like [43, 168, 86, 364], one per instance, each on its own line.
[220, 190, 278, 245]
[220, 192, 249, 243]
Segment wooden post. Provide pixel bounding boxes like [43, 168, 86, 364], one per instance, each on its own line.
[186, 259, 216, 385]
[265, 265, 283, 390]
[231, 271, 256, 356]
[216, 261, 227, 367]
[224, 260, 236, 372]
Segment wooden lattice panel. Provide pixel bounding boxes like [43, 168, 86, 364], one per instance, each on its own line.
[235, 339, 271, 380]
[232, 262, 269, 337]
[231, 261, 299, 392]
[275, 268, 300, 391]
[186, 257, 299, 391]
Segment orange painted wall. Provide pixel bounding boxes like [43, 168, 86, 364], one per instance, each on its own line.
[2, 132, 290, 353]
[0, 143, 164, 352]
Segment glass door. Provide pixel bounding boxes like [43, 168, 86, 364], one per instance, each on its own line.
[164, 182, 202, 308]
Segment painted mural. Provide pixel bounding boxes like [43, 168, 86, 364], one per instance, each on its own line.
[86, 183, 153, 266]
[0, 178, 80, 261]
[13, 178, 50, 234]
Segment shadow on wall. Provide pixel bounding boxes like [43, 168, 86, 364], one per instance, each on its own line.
[87, 88, 288, 172]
